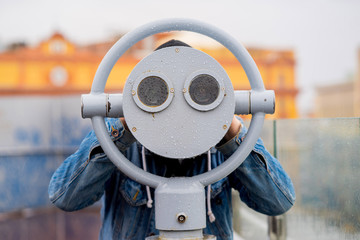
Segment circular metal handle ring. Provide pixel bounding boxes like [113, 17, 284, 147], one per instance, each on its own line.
[91, 18, 265, 188]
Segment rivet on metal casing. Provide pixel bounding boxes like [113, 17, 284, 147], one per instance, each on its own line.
[177, 213, 187, 223]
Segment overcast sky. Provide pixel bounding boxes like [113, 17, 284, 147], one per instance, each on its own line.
[1, 0, 360, 115]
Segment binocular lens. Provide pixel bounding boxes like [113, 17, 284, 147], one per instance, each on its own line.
[138, 76, 169, 107]
[189, 74, 219, 105]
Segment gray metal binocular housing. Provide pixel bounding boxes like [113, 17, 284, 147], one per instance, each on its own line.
[81, 18, 275, 240]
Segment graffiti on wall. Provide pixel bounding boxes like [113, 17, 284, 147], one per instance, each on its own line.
[0, 96, 92, 212]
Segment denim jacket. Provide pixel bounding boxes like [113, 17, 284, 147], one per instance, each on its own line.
[48, 117, 295, 240]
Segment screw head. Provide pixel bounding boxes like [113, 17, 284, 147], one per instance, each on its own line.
[132, 127, 137, 132]
[177, 213, 187, 223]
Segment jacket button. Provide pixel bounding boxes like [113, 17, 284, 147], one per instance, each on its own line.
[216, 198, 222, 205]
[111, 129, 119, 137]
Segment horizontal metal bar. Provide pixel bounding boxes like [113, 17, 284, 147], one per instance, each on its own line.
[82, 90, 274, 118]
[81, 93, 123, 118]
[235, 90, 275, 115]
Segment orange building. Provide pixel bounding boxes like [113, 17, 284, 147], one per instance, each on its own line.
[0, 32, 298, 118]
[0, 32, 146, 95]
[199, 47, 298, 119]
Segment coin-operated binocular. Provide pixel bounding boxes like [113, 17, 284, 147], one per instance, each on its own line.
[81, 19, 275, 240]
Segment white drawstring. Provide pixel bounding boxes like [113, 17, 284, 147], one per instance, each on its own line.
[141, 146, 153, 208]
[141, 146, 215, 221]
[207, 149, 216, 223]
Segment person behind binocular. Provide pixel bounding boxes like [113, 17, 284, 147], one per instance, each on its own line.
[49, 40, 295, 240]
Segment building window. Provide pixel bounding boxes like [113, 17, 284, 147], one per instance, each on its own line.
[50, 66, 68, 87]
[49, 40, 67, 54]
[279, 73, 285, 85]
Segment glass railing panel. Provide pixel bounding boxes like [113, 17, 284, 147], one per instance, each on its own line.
[236, 117, 360, 240]
[276, 118, 360, 240]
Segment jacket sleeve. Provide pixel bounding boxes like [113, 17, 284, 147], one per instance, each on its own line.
[48, 118, 136, 211]
[216, 117, 295, 216]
